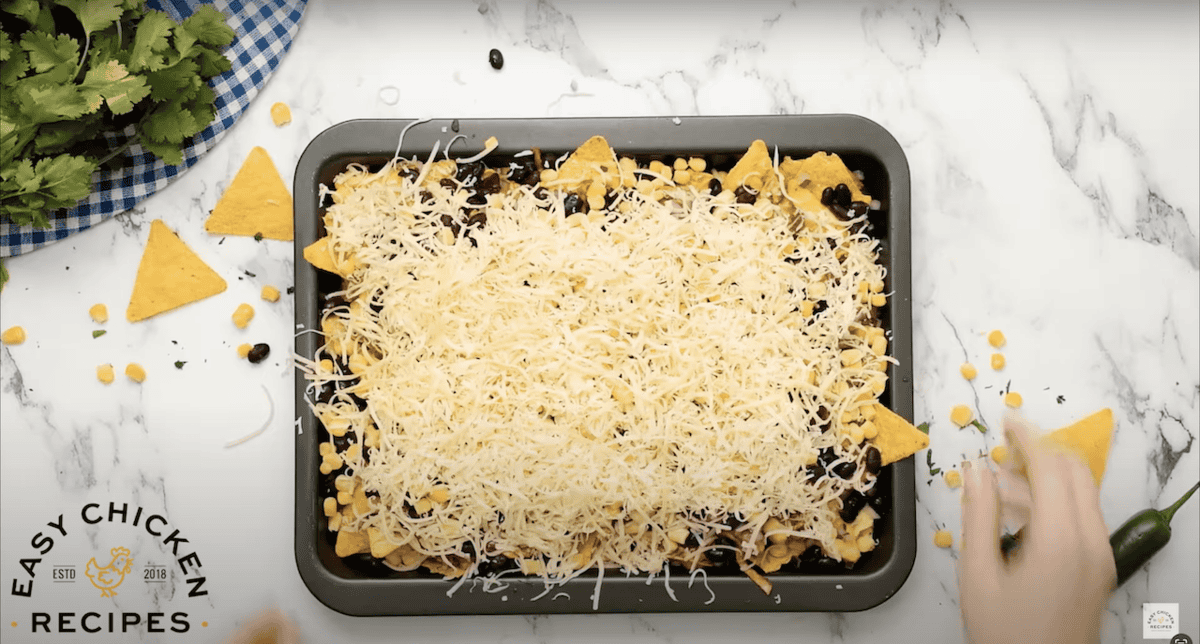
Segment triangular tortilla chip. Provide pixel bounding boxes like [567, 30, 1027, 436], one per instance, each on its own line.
[782, 152, 870, 204]
[1042, 408, 1114, 485]
[126, 220, 227, 322]
[303, 236, 358, 276]
[870, 404, 931, 466]
[554, 135, 620, 192]
[205, 146, 294, 240]
[334, 529, 369, 557]
[722, 140, 780, 197]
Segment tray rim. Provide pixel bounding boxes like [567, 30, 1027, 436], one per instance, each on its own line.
[292, 114, 914, 616]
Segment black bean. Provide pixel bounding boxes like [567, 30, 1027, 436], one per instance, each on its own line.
[839, 489, 866, 523]
[806, 462, 826, 482]
[829, 203, 850, 221]
[439, 213, 462, 237]
[477, 172, 501, 195]
[812, 300, 828, 316]
[397, 166, 419, 180]
[724, 513, 747, 530]
[833, 461, 858, 479]
[439, 177, 458, 190]
[833, 183, 852, 208]
[541, 154, 557, 170]
[800, 545, 824, 562]
[315, 382, 336, 405]
[684, 531, 701, 549]
[864, 446, 883, 475]
[488, 48, 504, 70]
[496, 511, 505, 524]
[456, 161, 485, 185]
[331, 432, 353, 453]
[563, 193, 585, 216]
[450, 119, 460, 133]
[466, 191, 488, 206]
[820, 187, 835, 206]
[708, 177, 723, 197]
[463, 210, 485, 227]
[477, 555, 515, 577]
[319, 473, 337, 499]
[818, 446, 838, 466]
[324, 292, 349, 308]
[508, 159, 539, 185]
[418, 190, 433, 204]
[705, 545, 736, 568]
[247, 343, 270, 364]
[848, 200, 870, 218]
[734, 185, 757, 204]
[868, 492, 888, 514]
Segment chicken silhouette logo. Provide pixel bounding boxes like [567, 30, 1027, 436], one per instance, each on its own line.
[85, 547, 134, 598]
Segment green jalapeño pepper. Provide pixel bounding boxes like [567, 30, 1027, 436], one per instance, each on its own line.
[999, 480, 1199, 588]
[1109, 481, 1199, 586]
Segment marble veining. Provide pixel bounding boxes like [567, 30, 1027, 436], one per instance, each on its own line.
[1, 1, 1196, 642]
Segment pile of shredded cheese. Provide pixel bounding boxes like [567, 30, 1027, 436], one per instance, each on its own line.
[302, 146, 892, 587]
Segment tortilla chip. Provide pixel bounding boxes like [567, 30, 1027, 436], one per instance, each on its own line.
[783, 152, 870, 203]
[722, 140, 779, 197]
[303, 237, 337, 273]
[1042, 408, 1114, 485]
[367, 528, 400, 559]
[869, 404, 931, 465]
[205, 146, 293, 240]
[334, 529, 369, 557]
[554, 135, 620, 192]
[126, 220, 227, 322]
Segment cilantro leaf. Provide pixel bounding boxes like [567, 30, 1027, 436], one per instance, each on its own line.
[59, 0, 126, 35]
[33, 120, 89, 153]
[16, 82, 90, 123]
[0, 30, 13, 62]
[0, 45, 31, 86]
[137, 133, 182, 166]
[174, 360, 186, 369]
[927, 450, 940, 476]
[144, 58, 198, 102]
[20, 32, 79, 76]
[142, 102, 196, 145]
[917, 421, 930, 434]
[33, 154, 97, 203]
[969, 420, 988, 434]
[0, 259, 8, 291]
[127, 10, 173, 72]
[193, 46, 231, 78]
[2, 0, 41, 24]
[181, 5, 235, 48]
[79, 59, 149, 114]
[92, 329, 107, 338]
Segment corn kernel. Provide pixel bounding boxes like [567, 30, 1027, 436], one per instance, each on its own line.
[96, 364, 115, 384]
[950, 405, 973, 428]
[667, 527, 689, 545]
[870, 280, 885, 293]
[688, 157, 706, 172]
[933, 530, 953, 548]
[1004, 392, 1023, 408]
[673, 169, 691, 185]
[988, 330, 1006, 348]
[944, 470, 962, 489]
[808, 282, 827, 299]
[270, 102, 292, 126]
[840, 349, 864, 366]
[323, 497, 337, 517]
[991, 353, 1006, 370]
[415, 497, 433, 515]
[800, 301, 815, 317]
[870, 293, 887, 307]
[960, 363, 978, 380]
[764, 518, 787, 544]
[1, 326, 25, 345]
[328, 513, 342, 531]
[125, 363, 146, 383]
[991, 445, 1009, 465]
[89, 304, 108, 323]
[334, 475, 355, 493]
[337, 491, 352, 506]
[261, 285, 281, 302]
[429, 486, 449, 504]
[237, 343, 252, 358]
[672, 158, 688, 171]
[857, 534, 876, 552]
[587, 193, 605, 210]
[863, 422, 878, 440]
[232, 303, 254, 329]
[871, 335, 888, 356]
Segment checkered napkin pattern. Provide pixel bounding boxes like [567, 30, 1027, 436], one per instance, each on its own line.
[0, 0, 308, 258]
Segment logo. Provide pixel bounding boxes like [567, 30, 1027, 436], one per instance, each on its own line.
[1144, 603, 1180, 639]
[85, 547, 134, 598]
[1170, 634, 1192, 644]
[4, 500, 212, 637]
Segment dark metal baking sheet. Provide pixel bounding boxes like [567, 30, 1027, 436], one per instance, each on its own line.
[293, 115, 914, 615]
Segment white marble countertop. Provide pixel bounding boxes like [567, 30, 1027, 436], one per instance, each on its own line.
[2, 1, 1198, 642]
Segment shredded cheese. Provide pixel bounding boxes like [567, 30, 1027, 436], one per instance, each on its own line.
[302, 145, 892, 590]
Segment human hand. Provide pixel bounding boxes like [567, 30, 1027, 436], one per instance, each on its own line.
[223, 608, 299, 644]
[958, 413, 1116, 644]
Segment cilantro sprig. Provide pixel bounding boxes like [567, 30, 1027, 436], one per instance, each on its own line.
[0, 1, 233, 231]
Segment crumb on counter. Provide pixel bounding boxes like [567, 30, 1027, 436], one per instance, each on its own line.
[933, 530, 953, 548]
[125, 363, 146, 383]
[944, 470, 962, 489]
[991, 445, 1009, 465]
[1, 326, 25, 345]
[261, 285, 281, 302]
[97, 364, 115, 384]
[232, 303, 255, 329]
[950, 405, 974, 428]
[1004, 391, 1023, 408]
[960, 363, 977, 380]
[990, 353, 1006, 370]
[237, 343, 253, 359]
[89, 304, 108, 323]
[270, 102, 291, 126]
[988, 330, 1006, 348]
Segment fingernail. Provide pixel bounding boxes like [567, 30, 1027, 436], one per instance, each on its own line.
[962, 460, 972, 472]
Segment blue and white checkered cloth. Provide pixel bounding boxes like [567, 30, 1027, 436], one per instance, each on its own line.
[0, 0, 307, 258]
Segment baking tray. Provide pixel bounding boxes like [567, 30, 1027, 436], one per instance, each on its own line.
[293, 115, 914, 615]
